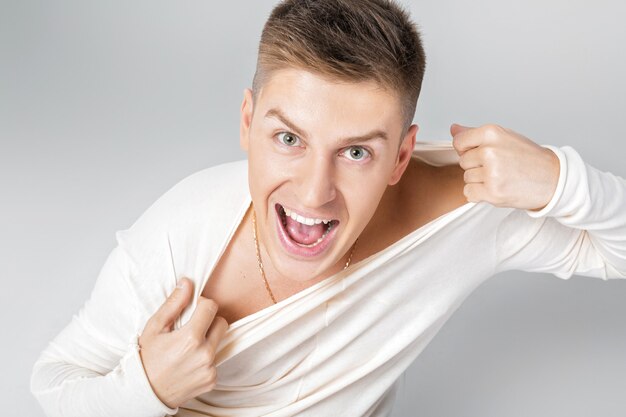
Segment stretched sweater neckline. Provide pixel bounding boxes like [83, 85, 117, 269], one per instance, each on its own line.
[207, 141, 477, 332]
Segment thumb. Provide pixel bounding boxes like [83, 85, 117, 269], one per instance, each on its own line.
[450, 123, 472, 137]
[148, 277, 194, 334]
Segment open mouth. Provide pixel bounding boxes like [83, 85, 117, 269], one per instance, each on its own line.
[275, 203, 340, 257]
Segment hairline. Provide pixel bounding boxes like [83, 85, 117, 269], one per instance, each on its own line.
[252, 64, 414, 140]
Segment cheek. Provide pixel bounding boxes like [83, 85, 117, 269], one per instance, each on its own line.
[247, 155, 287, 206]
[342, 159, 393, 190]
[341, 172, 389, 219]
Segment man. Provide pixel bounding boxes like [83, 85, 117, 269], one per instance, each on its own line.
[31, 1, 626, 416]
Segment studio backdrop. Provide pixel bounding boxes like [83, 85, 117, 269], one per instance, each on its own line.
[2, 1, 625, 416]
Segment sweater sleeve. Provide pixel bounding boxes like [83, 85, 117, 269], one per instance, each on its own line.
[494, 144, 626, 279]
[29, 232, 179, 417]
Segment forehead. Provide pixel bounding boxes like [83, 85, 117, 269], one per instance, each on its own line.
[255, 68, 404, 135]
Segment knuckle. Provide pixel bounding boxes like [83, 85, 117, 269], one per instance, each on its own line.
[481, 123, 503, 139]
[214, 315, 229, 329]
[164, 294, 180, 307]
[181, 332, 202, 349]
[198, 297, 219, 313]
[145, 315, 162, 332]
[202, 347, 216, 365]
[207, 365, 217, 381]
[481, 145, 496, 161]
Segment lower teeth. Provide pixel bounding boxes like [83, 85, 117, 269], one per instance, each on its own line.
[280, 206, 333, 248]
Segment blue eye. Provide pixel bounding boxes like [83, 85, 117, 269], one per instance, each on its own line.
[343, 146, 370, 161]
[277, 132, 300, 147]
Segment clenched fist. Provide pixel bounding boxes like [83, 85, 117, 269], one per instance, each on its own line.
[450, 123, 560, 211]
[138, 277, 229, 409]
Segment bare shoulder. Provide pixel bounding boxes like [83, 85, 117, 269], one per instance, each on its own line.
[429, 162, 468, 209]
[397, 157, 468, 227]
[359, 157, 468, 256]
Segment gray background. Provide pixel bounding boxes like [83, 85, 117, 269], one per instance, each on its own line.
[2, 0, 625, 416]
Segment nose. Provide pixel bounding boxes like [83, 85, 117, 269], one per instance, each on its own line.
[295, 154, 337, 209]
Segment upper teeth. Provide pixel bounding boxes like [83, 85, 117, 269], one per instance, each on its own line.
[283, 207, 332, 226]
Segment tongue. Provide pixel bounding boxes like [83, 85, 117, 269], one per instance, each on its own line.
[285, 215, 327, 245]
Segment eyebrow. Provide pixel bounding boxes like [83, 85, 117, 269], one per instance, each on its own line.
[264, 108, 388, 146]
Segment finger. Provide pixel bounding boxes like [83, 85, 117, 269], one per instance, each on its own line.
[462, 166, 485, 184]
[450, 123, 480, 155]
[458, 146, 484, 170]
[205, 315, 229, 352]
[147, 277, 194, 334]
[184, 296, 219, 339]
[463, 182, 487, 203]
[450, 123, 472, 137]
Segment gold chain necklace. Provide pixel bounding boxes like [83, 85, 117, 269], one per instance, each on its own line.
[251, 207, 357, 304]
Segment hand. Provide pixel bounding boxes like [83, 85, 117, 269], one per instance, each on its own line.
[138, 277, 229, 409]
[450, 123, 560, 211]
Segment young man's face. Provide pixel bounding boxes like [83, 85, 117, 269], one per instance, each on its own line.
[240, 67, 417, 283]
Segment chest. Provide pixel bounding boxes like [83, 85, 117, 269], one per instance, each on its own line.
[200, 205, 355, 325]
[201, 160, 468, 326]
[200, 202, 334, 325]
[200, 210, 270, 325]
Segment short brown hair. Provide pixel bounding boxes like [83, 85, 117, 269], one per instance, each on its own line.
[252, 0, 426, 132]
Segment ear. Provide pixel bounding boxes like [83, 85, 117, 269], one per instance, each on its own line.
[239, 88, 254, 152]
[388, 124, 418, 186]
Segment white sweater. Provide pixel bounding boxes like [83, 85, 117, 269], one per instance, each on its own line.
[30, 142, 626, 417]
